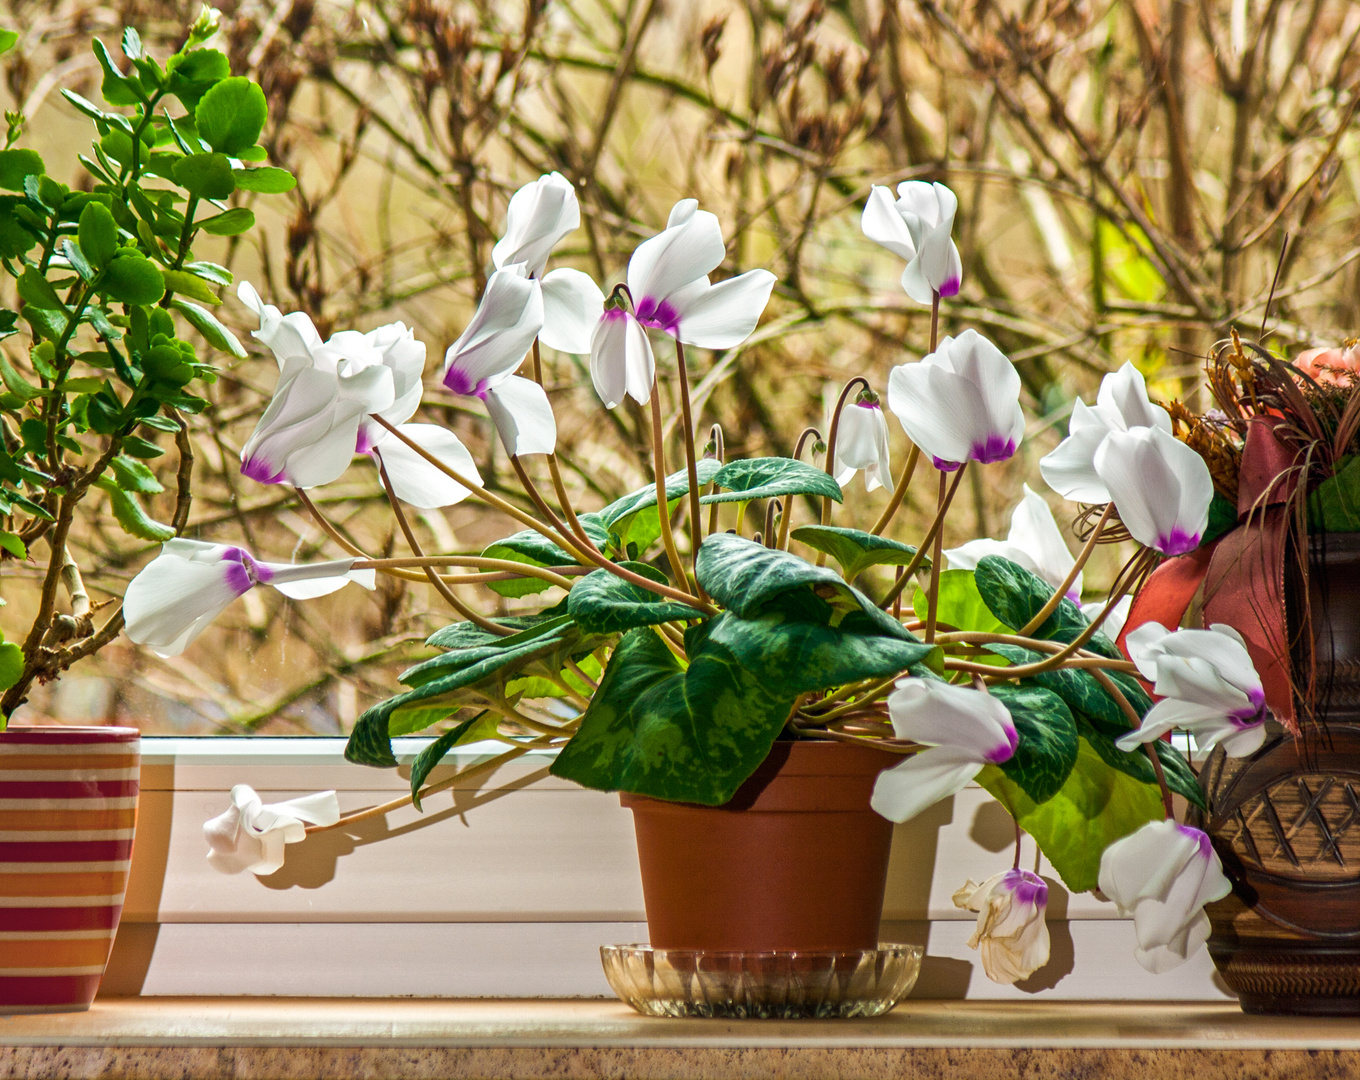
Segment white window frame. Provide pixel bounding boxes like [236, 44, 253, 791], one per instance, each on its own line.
[103, 736, 1234, 1002]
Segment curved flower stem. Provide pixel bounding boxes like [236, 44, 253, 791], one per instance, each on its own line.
[870, 444, 921, 537]
[351, 557, 577, 590]
[1013, 819, 1023, 871]
[1016, 503, 1114, 636]
[879, 464, 968, 611]
[803, 678, 897, 721]
[793, 426, 823, 461]
[763, 500, 779, 548]
[816, 377, 871, 566]
[673, 340, 707, 600]
[705, 424, 724, 542]
[293, 487, 367, 558]
[379, 460, 515, 636]
[305, 730, 572, 835]
[371, 416, 712, 612]
[531, 341, 596, 553]
[934, 631, 1138, 673]
[794, 728, 915, 753]
[647, 377, 690, 591]
[510, 455, 598, 559]
[1088, 666, 1175, 818]
[924, 469, 950, 643]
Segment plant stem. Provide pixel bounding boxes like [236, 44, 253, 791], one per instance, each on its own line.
[1089, 666, 1176, 819]
[673, 340, 707, 599]
[815, 377, 870, 565]
[1016, 503, 1113, 636]
[925, 469, 949, 643]
[870, 445, 920, 536]
[879, 463, 968, 611]
[530, 341, 596, 553]
[647, 377, 689, 590]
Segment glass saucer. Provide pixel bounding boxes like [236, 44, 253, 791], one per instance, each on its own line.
[600, 942, 922, 1019]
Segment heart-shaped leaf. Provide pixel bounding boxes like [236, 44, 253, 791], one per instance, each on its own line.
[700, 457, 842, 505]
[567, 562, 704, 634]
[791, 524, 922, 580]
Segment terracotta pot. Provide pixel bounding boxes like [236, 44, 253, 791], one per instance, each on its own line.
[0, 725, 140, 1014]
[619, 740, 897, 952]
[1201, 532, 1360, 1015]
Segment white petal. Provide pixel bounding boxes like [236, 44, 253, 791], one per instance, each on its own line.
[1095, 426, 1212, 556]
[887, 678, 1018, 761]
[887, 360, 988, 468]
[492, 172, 578, 278]
[539, 268, 604, 354]
[1097, 361, 1173, 434]
[374, 423, 483, 508]
[627, 203, 726, 308]
[262, 558, 373, 599]
[442, 267, 543, 392]
[1039, 401, 1117, 504]
[832, 403, 892, 493]
[1008, 485, 1079, 597]
[861, 185, 917, 262]
[590, 311, 654, 408]
[671, 269, 777, 349]
[944, 538, 1043, 578]
[870, 746, 985, 823]
[123, 545, 253, 657]
[485, 375, 557, 457]
[366, 323, 426, 427]
[205, 785, 339, 876]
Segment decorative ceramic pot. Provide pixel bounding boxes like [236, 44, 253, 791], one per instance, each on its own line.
[619, 739, 898, 951]
[1200, 532, 1360, 1015]
[0, 725, 141, 1014]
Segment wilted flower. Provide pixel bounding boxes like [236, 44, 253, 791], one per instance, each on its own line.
[1094, 426, 1213, 556]
[1040, 361, 1172, 505]
[871, 679, 1018, 823]
[946, 485, 1081, 601]
[861, 181, 963, 303]
[123, 540, 375, 657]
[953, 869, 1051, 984]
[1118, 622, 1267, 756]
[886, 329, 1024, 471]
[832, 391, 892, 492]
[1098, 820, 1231, 974]
[442, 265, 557, 456]
[204, 784, 340, 876]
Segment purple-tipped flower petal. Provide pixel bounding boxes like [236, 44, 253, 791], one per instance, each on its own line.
[491, 172, 579, 279]
[862, 181, 962, 303]
[832, 397, 892, 492]
[1094, 426, 1212, 556]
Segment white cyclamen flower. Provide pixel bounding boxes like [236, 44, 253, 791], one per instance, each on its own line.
[886, 329, 1024, 471]
[237, 285, 395, 489]
[832, 393, 892, 492]
[861, 181, 963, 303]
[1118, 622, 1267, 757]
[871, 679, 1018, 823]
[953, 869, 1051, 985]
[204, 784, 340, 876]
[1094, 426, 1213, 556]
[1039, 361, 1172, 504]
[1098, 820, 1231, 974]
[123, 539, 376, 657]
[946, 485, 1080, 601]
[491, 172, 604, 354]
[442, 265, 557, 456]
[590, 199, 776, 408]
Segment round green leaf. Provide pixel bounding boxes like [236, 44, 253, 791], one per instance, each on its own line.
[101, 253, 165, 305]
[172, 152, 235, 199]
[198, 207, 255, 236]
[232, 165, 296, 194]
[77, 201, 118, 270]
[0, 148, 44, 192]
[194, 76, 267, 156]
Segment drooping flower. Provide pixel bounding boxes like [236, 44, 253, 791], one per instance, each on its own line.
[886, 329, 1024, 471]
[237, 285, 396, 489]
[871, 679, 1018, 823]
[491, 172, 604, 354]
[831, 391, 892, 492]
[1093, 426, 1213, 556]
[123, 539, 376, 657]
[204, 784, 340, 876]
[946, 485, 1081, 601]
[952, 869, 1051, 985]
[441, 265, 557, 456]
[1118, 622, 1267, 757]
[861, 181, 963, 303]
[1098, 820, 1231, 974]
[1039, 361, 1172, 504]
[588, 199, 776, 408]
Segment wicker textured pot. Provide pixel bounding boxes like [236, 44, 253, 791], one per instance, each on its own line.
[620, 740, 897, 952]
[1200, 533, 1360, 1015]
[0, 725, 140, 1014]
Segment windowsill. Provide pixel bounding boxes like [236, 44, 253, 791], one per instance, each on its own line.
[1, 998, 1357, 1079]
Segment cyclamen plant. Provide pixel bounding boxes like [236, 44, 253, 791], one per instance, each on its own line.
[0, 12, 291, 717]
[127, 172, 1268, 987]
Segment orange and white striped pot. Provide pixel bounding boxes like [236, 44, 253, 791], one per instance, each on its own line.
[0, 725, 140, 1014]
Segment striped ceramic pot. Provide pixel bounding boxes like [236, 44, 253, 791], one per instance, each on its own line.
[0, 725, 140, 1014]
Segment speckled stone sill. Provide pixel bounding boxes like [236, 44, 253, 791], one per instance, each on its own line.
[1, 998, 1359, 1080]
